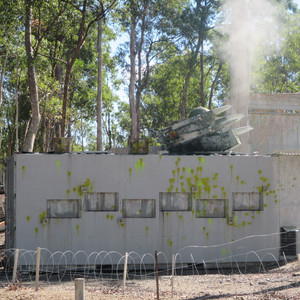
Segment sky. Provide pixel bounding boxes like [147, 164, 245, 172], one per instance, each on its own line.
[295, 0, 300, 8]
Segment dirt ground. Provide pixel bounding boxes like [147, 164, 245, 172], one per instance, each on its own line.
[0, 260, 300, 299]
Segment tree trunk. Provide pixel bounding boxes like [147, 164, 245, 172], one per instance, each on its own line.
[200, 40, 205, 107]
[180, 34, 202, 119]
[129, 16, 138, 140]
[208, 61, 223, 109]
[0, 48, 8, 152]
[181, 70, 194, 119]
[97, 18, 103, 151]
[0, 48, 7, 108]
[61, 62, 72, 137]
[15, 81, 19, 152]
[23, 1, 41, 152]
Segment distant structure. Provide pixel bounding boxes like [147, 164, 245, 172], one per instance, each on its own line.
[248, 93, 300, 154]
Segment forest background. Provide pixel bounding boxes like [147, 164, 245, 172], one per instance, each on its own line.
[0, 0, 299, 166]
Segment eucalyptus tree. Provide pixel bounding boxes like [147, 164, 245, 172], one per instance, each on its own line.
[117, 0, 184, 141]
[0, 0, 25, 156]
[251, 4, 300, 93]
[174, 0, 221, 118]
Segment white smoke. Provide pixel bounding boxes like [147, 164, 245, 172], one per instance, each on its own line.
[217, 0, 284, 151]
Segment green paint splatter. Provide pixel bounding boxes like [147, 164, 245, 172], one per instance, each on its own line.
[242, 221, 246, 226]
[198, 157, 205, 164]
[241, 180, 246, 185]
[236, 175, 240, 182]
[84, 178, 91, 188]
[168, 185, 174, 192]
[22, 165, 26, 178]
[39, 211, 47, 224]
[293, 177, 296, 181]
[56, 160, 61, 173]
[129, 167, 132, 178]
[106, 214, 110, 220]
[179, 215, 183, 221]
[166, 212, 169, 217]
[202, 226, 206, 231]
[208, 218, 212, 225]
[258, 170, 262, 174]
[121, 223, 125, 228]
[213, 185, 217, 189]
[260, 177, 268, 183]
[202, 177, 211, 195]
[247, 222, 253, 225]
[66, 189, 70, 196]
[73, 187, 77, 193]
[135, 158, 145, 172]
[245, 213, 249, 216]
[264, 204, 268, 208]
[159, 154, 162, 162]
[67, 171, 71, 183]
[35, 227, 39, 235]
[206, 232, 209, 238]
[230, 165, 233, 176]
[167, 238, 173, 248]
[275, 200, 278, 203]
[110, 215, 114, 221]
[26, 216, 31, 222]
[146, 226, 149, 238]
[76, 225, 80, 235]
[221, 187, 227, 198]
[212, 173, 218, 180]
[192, 210, 195, 215]
[222, 248, 227, 256]
[251, 216, 256, 219]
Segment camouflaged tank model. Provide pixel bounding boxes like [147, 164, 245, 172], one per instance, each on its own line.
[152, 105, 252, 154]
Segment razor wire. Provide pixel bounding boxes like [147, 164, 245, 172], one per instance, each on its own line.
[0, 230, 300, 299]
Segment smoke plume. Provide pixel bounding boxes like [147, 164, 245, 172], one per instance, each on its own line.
[218, 0, 283, 151]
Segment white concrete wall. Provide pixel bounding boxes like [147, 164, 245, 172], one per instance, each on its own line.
[10, 153, 281, 265]
[274, 152, 300, 255]
[249, 94, 300, 154]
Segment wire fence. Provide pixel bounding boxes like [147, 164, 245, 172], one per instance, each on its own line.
[0, 232, 300, 299]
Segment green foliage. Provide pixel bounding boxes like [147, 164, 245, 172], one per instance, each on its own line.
[0, 0, 299, 158]
[251, 11, 300, 93]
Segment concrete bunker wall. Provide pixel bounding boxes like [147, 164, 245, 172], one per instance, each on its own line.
[249, 93, 300, 154]
[7, 153, 281, 265]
